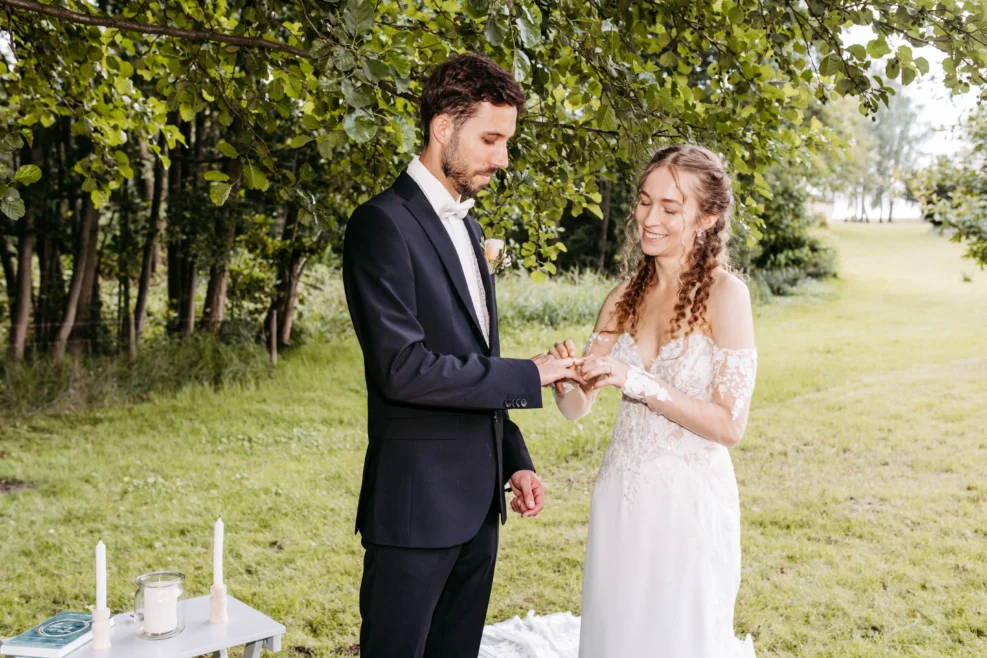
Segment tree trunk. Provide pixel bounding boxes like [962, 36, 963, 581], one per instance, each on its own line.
[72, 204, 102, 351]
[166, 112, 194, 336]
[200, 157, 243, 332]
[279, 257, 307, 344]
[264, 201, 308, 346]
[888, 198, 894, 223]
[9, 209, 35, 362]
[35, 234, 66, 347]
[135, 136, 166, 339]
[596, 180, 612, 275]
[52, 195, 98, 361]
[0, 234, 16, 322]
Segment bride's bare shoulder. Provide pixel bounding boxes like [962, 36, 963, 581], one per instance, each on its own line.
[708, 268, 752, 320]
[594, 280, 631, 333]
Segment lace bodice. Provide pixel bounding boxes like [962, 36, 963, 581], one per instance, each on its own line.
[586, 331, 757, 507]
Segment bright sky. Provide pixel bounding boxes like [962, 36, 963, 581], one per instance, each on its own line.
[843, 25, 981, 163]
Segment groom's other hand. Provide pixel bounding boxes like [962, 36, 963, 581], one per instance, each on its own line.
[548, 340, 577, 394]
[531, 353, 584, 388]
[508, 470, 544, 518]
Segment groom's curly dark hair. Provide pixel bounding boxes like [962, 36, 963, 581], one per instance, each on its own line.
[420, 53, 526, 145]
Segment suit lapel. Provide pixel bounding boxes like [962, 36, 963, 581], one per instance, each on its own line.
[466, 218, 499, 356]
[394, 172, 487, 347]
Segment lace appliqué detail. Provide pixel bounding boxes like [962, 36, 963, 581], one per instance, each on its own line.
[595, 332, 738, 510]
[621, 366, 671, 403]
[711, 347, 758, 420]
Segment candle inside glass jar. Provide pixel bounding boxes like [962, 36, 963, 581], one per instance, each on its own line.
[143, 583, 179, 635]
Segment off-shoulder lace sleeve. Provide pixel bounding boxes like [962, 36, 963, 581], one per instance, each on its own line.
[711, 347, 757, 423]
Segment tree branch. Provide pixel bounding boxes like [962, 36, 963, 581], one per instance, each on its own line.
[0, 0, 311, 58]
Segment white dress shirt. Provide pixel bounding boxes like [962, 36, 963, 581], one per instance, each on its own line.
[406, 156, 489, 344]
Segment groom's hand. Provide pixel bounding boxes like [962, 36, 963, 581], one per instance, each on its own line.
[508, 470, 544, 518]
[531, 353, 584, 388]
[548, 339, 578, 394]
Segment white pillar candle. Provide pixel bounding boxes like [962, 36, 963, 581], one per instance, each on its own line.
[213, 518, 224, 587]
[143, 584, 178, 635]
[95, 540, 106, 610]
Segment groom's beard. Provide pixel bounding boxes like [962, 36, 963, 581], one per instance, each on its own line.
[442, 132, 497, 198]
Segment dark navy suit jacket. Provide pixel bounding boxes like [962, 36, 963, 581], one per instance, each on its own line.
[343, 172, 543, 549]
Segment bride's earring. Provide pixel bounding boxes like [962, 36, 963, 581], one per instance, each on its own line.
[696, 228, 705, 239]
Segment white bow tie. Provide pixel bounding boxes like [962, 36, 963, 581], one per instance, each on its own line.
[438, 198, 475, 222]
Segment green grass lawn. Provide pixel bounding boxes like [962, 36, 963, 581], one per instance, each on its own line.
[2, 223, 986, 657]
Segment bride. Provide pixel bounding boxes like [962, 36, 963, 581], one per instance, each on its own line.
[481, 144, 757, 657]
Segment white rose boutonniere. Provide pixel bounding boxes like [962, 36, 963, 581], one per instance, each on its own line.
[483, 238, 511, 274]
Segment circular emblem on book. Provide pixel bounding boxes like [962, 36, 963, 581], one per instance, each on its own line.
[37, 619, 91, 637]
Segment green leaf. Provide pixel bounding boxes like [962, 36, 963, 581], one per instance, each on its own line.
[362, 58, 390, 83]
[1, 188, 25, 220]
[3, 132, 24, 150]
[204, 170, 230, 182]
[464, 0, 490, 18]
[218, 141, 239, 158]
[91, 188, 110, 209]
[331, 48, 357, 72]
[517, 17, 541, 48]
[343, 0, 375, 36]
[866, 37, 891, 59]
[14, 165, 42, 186]
[485, 15, 508, 47]
[901, 65, 916, 86]
[210, 182, 233, 206]
[848, 44, 866, 61]
[317, 130, 348, 158]
[819, 54, 841, 77]
[886, 57, 900, 80]
[179, 104, 197, 122]
[290, 135, 314, 148]
[914, 57, 929, 75]
[270, 78, 285, 101]
[343, 112, 378, 144]
[530, 270, 547, 284]
[513, 49, 531, 83]
[311, 40, 333, 59]
[390, 53, 411, 80]
[243, 165, 270, 192]
[343, 79, 376, 108]
[597, 103, 619, 132]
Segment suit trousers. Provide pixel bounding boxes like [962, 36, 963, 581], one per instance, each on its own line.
[359, 496, 500, 658]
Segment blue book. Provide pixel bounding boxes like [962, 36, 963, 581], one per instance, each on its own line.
[0, 612, 113, 658]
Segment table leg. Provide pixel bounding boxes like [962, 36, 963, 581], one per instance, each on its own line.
[210, 650, 228, 658]
[243, 641, 263, 658]
[263, 635, 282, 652]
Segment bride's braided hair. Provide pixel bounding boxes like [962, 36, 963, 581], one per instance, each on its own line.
[614, 144, 734, 341]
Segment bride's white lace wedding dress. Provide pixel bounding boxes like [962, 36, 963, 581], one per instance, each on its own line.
[480, 330, 757, 658]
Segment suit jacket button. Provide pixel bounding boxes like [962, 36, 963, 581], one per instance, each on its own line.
[521, 399, 527, 408]
[505, 401, 512, 409]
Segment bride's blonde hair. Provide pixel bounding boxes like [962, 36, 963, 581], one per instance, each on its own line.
[614, 144, 734, 340]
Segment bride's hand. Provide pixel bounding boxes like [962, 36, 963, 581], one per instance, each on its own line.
[579, 355, 629, 390]
[549, 339, 578, 394]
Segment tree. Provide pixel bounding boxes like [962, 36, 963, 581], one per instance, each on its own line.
[2, 0, 986, 360]
[868, 82, 924, 222]
[913, 107, 987, 268]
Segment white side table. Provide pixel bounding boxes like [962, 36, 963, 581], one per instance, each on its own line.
[42, 595, 285, 658]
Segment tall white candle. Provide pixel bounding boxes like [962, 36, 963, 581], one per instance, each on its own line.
[95, 540, 106, 610]
[213, 518, 224, 587]
[143, 584, 178, 635]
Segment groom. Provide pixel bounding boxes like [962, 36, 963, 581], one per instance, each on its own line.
[343, 54, 582, 658]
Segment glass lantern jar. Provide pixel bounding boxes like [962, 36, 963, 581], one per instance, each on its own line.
[134, 571, 186, 640]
